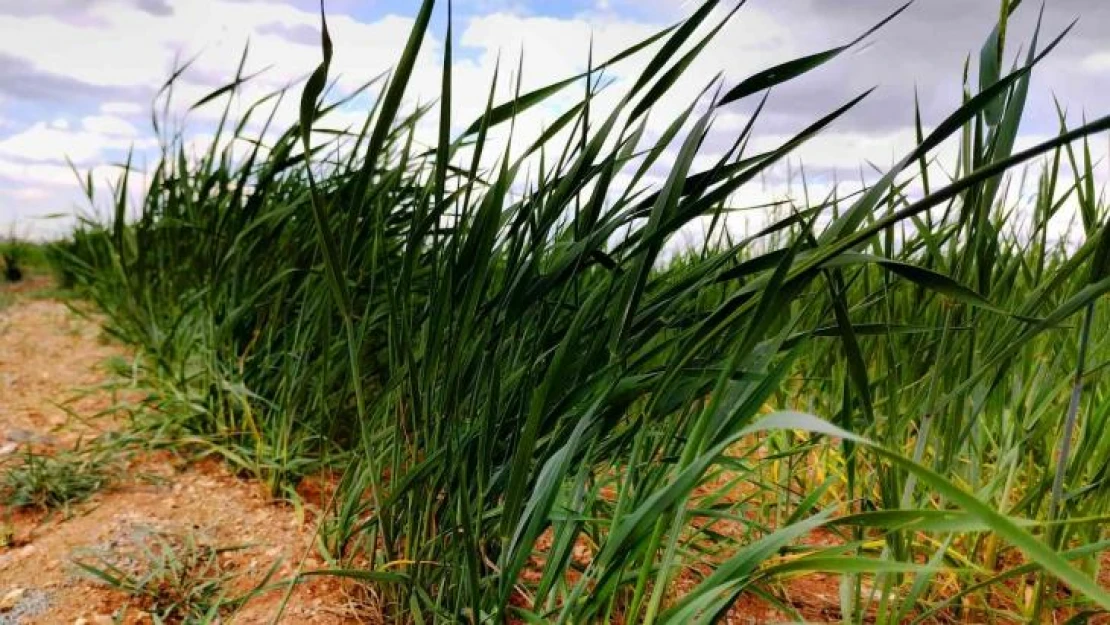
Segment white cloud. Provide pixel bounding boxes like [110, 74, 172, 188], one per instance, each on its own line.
[0, 122, 155, 163]
[82, 115, 140, 137]
[100, 101, 144, 116]
[0, 157, 83, 187]
[6, 187, 52, 202]
[752, 128, 923, 172]
[0, 1, 438, 115]
[1081, 52, 1110, 74]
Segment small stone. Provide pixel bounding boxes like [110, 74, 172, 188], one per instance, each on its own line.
[16, 544, 36, 560]
[0, 587, 26, 611]
[74, 618, 90, 625]
[91, 615, 115, 625]
[4, 429, 36, 443]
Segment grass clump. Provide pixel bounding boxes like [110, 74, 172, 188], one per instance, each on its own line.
[0, 446, 116, 512]
[74, 527, 266, 624]
[1, 237, 56, 283]
[49, 0, 1110, 622]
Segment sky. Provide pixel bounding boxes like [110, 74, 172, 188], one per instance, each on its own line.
[0, 0, 1107, 238]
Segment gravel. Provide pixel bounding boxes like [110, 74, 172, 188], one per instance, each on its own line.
[0, 587, 51, 624]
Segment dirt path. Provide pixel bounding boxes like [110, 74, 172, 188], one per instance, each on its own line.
[0, 284, 358, 624]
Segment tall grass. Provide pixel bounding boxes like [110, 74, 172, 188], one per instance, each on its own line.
[52, 0, 1110, 622]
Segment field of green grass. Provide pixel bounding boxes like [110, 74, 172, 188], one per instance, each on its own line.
[45, 0, 1110, 622]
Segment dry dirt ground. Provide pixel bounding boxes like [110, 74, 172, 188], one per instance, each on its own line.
[0, 280, 359, 624]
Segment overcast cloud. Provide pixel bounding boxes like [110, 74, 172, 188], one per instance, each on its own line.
[0, 0, 1106, 237]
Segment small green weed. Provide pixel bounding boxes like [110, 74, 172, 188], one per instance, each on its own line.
[74, 527, 273, 624]
[1, 237, 53, 281]
[0, 446, 115, 511]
